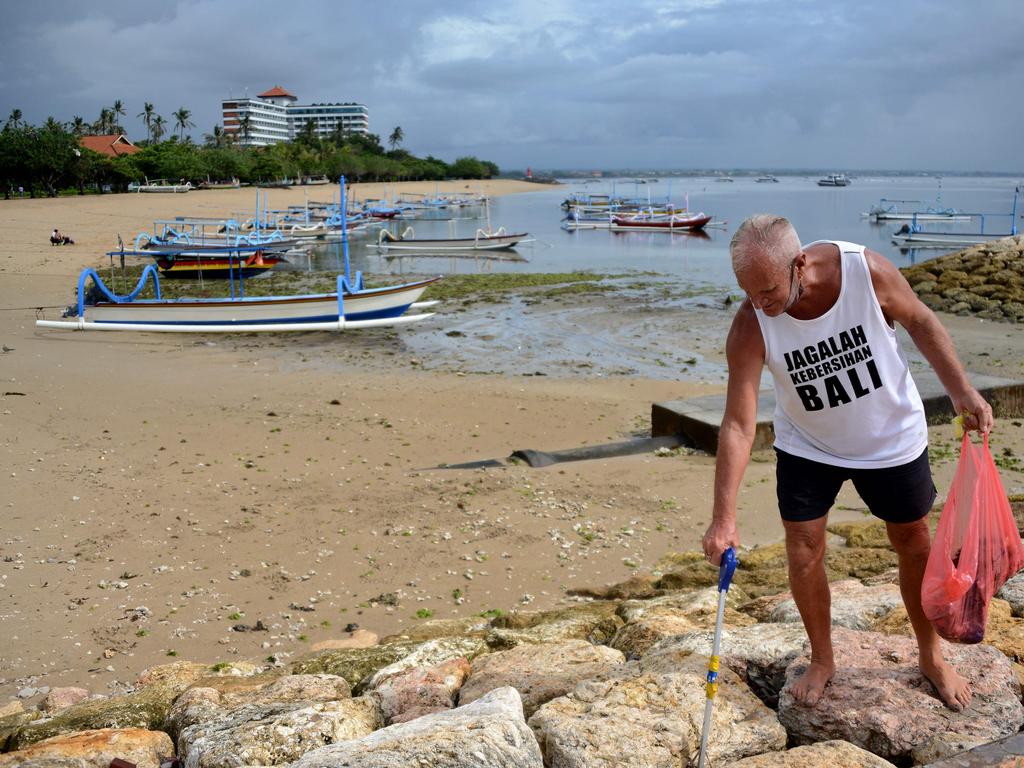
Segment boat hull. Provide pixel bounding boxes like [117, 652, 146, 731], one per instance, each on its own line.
[81, 279, 436, 325]
[892, 233, 1013, 248]
[376, 234, 529, 251]
[154, 255, 283, 280]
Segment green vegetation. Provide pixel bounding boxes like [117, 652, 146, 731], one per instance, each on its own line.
[75, 266, 623, 305]
[1, 107, 499, 198]
[414, 608, 435, 619]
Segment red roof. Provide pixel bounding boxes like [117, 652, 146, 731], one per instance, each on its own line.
[80, 134, 141, 158]
[258, 85, 296, 99]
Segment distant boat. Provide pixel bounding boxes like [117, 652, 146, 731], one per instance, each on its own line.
[129, 178, 192, 193]
[863, 198, 970, 222]
[755, 175, 779, 183]
[715, 177, 735, 183]
[197, 178, 240, 190]
[817, 174, 850, 187]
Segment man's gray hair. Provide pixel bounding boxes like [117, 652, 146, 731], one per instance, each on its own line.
[730, 214, 801, 276]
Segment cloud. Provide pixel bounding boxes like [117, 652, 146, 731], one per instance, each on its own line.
[1, 0, 1021, 170]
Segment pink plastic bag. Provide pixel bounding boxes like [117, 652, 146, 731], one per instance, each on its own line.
[921, 433, 1024, 643]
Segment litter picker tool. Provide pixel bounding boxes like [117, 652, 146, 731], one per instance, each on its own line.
[697, 546, 737, 768]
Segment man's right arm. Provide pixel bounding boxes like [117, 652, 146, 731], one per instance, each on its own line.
[702, 301, 765, 565]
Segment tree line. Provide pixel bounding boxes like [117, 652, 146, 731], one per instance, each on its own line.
[1, 105, 500, 198]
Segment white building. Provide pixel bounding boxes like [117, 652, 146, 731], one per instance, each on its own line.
[222, 86, 369, 147]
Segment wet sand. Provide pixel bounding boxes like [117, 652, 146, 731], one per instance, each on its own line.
[2, 182, 1023, 703]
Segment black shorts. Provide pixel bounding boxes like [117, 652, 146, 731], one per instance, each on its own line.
[775, 447, 936, 524]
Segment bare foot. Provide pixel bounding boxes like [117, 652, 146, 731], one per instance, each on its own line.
[789, 661, 835, 706]
[921, 656, 972, 711]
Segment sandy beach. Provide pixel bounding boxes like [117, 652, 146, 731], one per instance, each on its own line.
[2, 180, 1024, 705]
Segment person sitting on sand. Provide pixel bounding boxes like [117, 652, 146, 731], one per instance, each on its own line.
[702, 214, 991, 712]
[50, 229, 74, 246]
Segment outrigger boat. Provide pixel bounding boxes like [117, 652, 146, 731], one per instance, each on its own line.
[891, 186, 1019, 249]
[610, 211, 712, 232]
[36, 176, 439, 333]
[147, 248, 285, 280]
[374, 226, 531, 252]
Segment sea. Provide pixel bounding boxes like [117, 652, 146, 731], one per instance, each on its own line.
[304, 174, 1022, 292]
[290, 175, 1020, 380]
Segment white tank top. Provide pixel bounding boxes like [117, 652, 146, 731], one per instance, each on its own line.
[753, 240, 927, 469]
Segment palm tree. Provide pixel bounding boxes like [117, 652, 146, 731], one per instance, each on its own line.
[137, 102, 155, 141]
[388, 126, 404, 151]
[92, 107, 113, 134]
[70, 116, 87, 137]
[6, 108, 22, 130]
[112, 100, 126, 133]
[173, 107, 195, 140]
[204, 125, 226, 148]
[238, 113, 252, 144]
[298, 118, 317, 145]
[151, 114, 167, 142]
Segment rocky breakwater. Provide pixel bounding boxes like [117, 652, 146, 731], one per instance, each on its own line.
[901, 235, 1024, 322]
[3, 514, 1024, 766]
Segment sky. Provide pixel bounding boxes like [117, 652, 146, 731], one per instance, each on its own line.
[1, 0, 1022, 172]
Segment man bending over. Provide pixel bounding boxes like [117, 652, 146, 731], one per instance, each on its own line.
[702, 214, 991, 711]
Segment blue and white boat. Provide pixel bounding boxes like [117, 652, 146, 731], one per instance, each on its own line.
[891, 186, 1020, 249]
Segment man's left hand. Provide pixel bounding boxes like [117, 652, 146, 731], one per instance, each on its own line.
[954, 388, 993, 434]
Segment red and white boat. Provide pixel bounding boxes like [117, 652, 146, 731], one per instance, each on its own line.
[610, 211, 712, 232]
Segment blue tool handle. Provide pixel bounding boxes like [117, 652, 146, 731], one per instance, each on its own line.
[718, 547, 737, 592]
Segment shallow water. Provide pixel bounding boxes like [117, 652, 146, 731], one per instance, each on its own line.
[289, 175, 1020, 381]
[302, 174, 1021, 289]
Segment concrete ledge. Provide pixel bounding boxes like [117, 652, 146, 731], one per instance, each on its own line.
[652, 372, 1024, 455]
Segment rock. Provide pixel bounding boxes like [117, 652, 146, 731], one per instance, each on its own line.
[610, 615, 698, 658]
[742, 579, 904, 629]
[485, 602, 623, 650]
[136, 660, 267, 693]
[873, 599, 1024, 662]
[135, 661, 212, 691]
[10, 685, 177, 751]
[643, 622, 809, 708]
[291, 640, 424, 693]
[996, 572, 1024, 617]
[912, 280, 938, 295]
[731, 739, 897, 766]
[363, 637, 487, 691]
[778, 627, 1024, 763]
[381, 617, 490, 644]
[373, 657, 470, 724]
[0, 702, 23, 719]
[169, 675, 379, 768]
[827, 520, 890, 548]
[566, 575, 664, 600]
[0, 728, 172, 768]
[528, 653, 785, 766]
[609, 588, 756, 658]
[921, 730, 1024, 767]
[41, 688, 90, 714]
[0, 711, 41, 752]
[616, 586, 749, 624]
[311, 629, 379, 651]
[290, 686, 543, 768]
[460, 640, 624, 718]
